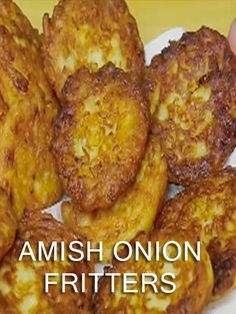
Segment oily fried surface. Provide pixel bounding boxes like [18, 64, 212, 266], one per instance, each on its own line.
[0, 0, 40, 49]
[0, 188, 16, 261]
[95, 231, 213, 314]
[43, 0, 144, 99]
[145, 27, 236, 185]
[0, 0, 62, 219]
[62, 135, 167, 263]
[157, 167, 236, 299]
[0, 211, 92, 314]
[54, 64, 150, 211]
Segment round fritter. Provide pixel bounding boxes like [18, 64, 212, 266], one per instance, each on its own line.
[0, 188, 16, 261]
[0, 211, 92, 314]
[54, 64, 150, 211]
[145, 26, 236, 185]
[43, 0, 144, 99]
[62, 134, 167, 263]
[157, 167, 236, 299]
[95, 230, 213, 314]
[0, 0, 62, 219]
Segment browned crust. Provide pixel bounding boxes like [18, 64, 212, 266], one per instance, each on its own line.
[54, 64, 150, 211]
[94, 230, 213, 314]
[156, 167, 236, 299]
[0, 0, 40, 49]
[0, 0, 63, 218]
[42, 0, 144, 99]
[145, 26, 236, 185]
[0, 211, 92, 313]
[0, 188, 16, 261]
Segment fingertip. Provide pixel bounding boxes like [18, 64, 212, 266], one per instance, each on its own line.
[228, 19, 236, 55]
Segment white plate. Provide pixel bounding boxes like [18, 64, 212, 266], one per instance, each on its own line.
[45, 27, 236, 313]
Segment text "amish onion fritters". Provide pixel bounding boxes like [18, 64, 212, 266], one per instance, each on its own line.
[0, 211, 92, 314]
[0, 0, 62, 219]
[54, 64, 150, 212]
[157, 168, 236, 299]
[62, 134, 167, 263]
[145, 27, 236, 185]
[0, 188, 17, 262]
[43, 0, 144, 98]
[94, 231, 213, 314]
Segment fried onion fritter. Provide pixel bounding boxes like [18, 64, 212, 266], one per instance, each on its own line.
[94, 231, 213, 314]
[0, 0, 62, 219]
[0, 211, 92, 314]
[157, 167, 236, 299]
[145, 26, 236, 185]
[0, 188, 16, 261]
[43, 0, 144, 99]
[62, 134, 167, 263]
[54, 64, 150, 211]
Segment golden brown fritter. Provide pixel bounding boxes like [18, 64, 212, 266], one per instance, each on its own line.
[54, 64, 150, 212]
[43, 0, 144, 99]
[95, 230, 213, 314]
[157, 167, 236, 299]
[62, 134, 167, 263]
[0, 0, 62, 219]
[0, 188, 17, 261]
[145, 26, 236, 185]
[0, 211, 92, 314]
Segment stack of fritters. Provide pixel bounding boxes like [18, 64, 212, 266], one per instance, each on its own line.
[43, 0, 167, 267]
[42, 1, 236, 313]
[0, 0, 236, 313]
[0, 0, 167, 312]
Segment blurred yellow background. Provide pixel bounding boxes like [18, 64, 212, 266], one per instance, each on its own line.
[15, 0, 236, 43]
